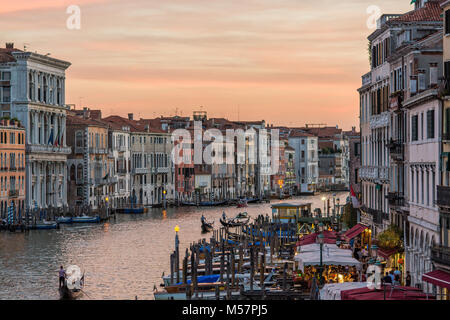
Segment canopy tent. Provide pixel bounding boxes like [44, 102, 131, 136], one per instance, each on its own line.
[294, 245, 361, 272]
[296, 230, 338, 246]
[343, 223, 368, 241]
[422, 269, 450, 289]
[377, 247, 399, 260]
[340, 284, 433, 300]
[319, 282, 369, 300]
[297, 243, 352, 256]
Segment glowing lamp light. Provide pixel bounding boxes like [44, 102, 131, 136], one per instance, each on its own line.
[321, 197, 326, 201]
[105, 197, 109, 202]
[163, 190, 167, 195]
[174, 225, 180, 233]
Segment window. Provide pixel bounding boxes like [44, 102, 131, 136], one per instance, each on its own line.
[427, 110, 435, 139]
[2, 87, 10, 103]
[411, 115, 418, 141]
[446, 10, 450, 34]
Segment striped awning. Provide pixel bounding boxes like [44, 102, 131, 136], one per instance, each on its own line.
[422, 270, 450, 290]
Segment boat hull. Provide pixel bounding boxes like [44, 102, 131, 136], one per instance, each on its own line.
[72, 216, 100, 223]
[32, 223, 59, 230]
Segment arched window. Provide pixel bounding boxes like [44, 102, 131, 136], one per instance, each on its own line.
[70, 164, 75, 181]
[43, 76, 47, 103]
[57, 79, 61, 105]
[28, 72, 34, 101]
[76, 164, 83, 183]
[37, 74, 41, 102]
[75, 131, 83, 148]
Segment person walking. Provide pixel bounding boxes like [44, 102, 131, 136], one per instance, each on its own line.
[394, 267, 401, 285]
[59, 266, 66, 288]
[405, 271, 412, 287]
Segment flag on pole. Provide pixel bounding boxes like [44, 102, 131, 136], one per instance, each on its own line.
[48, 129, 54, 145]
[350, 185, 360, 208]
[54, 127, 59, 147]
[410, 0, 416, 4]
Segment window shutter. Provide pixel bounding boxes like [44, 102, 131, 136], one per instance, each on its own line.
[412, 115, 418, 141]
[427, 110, 434, 139]
[446, 108, 450, 136]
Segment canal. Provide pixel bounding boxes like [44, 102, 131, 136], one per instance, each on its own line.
[0, 192, 348, 300]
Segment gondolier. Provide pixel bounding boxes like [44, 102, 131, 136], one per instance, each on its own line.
[59, 266, 66, 288]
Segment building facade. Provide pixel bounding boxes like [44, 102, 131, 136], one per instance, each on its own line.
[0, 119, 25, 221]
[0, 43, 72, 209]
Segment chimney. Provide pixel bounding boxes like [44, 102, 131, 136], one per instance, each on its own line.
[83, 107, 88, 119]
[5, 43, 14, 49]
[128, 113, 134, 120]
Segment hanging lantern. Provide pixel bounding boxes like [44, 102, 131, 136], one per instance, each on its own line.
[398, 258, 404, 265]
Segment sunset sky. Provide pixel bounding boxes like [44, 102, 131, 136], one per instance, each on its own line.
[0, 0, 413, 130]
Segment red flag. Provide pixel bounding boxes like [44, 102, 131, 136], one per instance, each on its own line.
[350, 185, 360, 208]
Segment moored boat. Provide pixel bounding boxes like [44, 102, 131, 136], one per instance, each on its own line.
[33, 220, 59, 230]
[220, 217, 250, 228]
[56, 216, 73, 224]
[235, 212, 248, 219]
[72, 215, 100, 223]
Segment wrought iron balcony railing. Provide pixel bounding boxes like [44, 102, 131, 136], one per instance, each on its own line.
[437, 186, 450, 208]
[431, 245, 450, 267]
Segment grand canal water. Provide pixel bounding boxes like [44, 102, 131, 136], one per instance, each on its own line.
[0, 192, 348, 300]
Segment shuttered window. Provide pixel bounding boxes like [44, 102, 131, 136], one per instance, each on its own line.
[412, 115, 418, 141]
[427, 110, 435, 139]
[446, 10, 450, 34]
[446, 108, 450, 137]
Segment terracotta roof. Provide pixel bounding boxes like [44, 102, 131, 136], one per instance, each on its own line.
[300, 126, 342, 138]
[103, 115, 166, 134]
[67, 114, 108, 128]
[0, 47, 22, 63]
[288, 130, 315, 138]
[391, 1, 443, 22]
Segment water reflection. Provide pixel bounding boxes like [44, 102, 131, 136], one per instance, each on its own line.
[0, 192, 348, 300]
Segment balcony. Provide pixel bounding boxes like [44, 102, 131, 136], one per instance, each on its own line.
[157, 167, 170, 173]
[370, 112, 390, 129]
[366, 208, 388, 224]
[89, 147, 108, 154]
[437, 186, 450, 208]
[387, 192, 405, 207]
[387, 140, 404, 162]
[26, 144, 71, 155]
[133, 167, 150, 174]
[117, 145, 127, 152]
[8, 190, 19, 198]
[443, 132, 450, 142]
[431, 245, 450, 267]
[359, 166, 389, 182]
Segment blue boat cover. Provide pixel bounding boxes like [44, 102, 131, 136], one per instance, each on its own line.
[175, 274, 220, 285]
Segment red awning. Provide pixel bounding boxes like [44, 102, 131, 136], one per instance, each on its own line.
[344, 223, 368, 240]
[422, 270, 450, 289]
[296, 230, 337, 246]
[377, 248, 398, 260]
[341, 285, 434, 300]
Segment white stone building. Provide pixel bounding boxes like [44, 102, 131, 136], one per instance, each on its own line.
[0, 44, 71, 209]
[288, 130, 319, 194]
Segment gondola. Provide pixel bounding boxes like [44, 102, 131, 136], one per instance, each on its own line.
[235, 212, 248, 219]
[201, 219, 214, 233]
[220, 217, 250, 228]
[59, 265, 85, 300]
[32, 221, 59, 230]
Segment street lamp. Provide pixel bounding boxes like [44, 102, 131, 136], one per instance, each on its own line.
[317, 232, 325, 285]
[174, 225, 180, 283]
[321, 196, 326, 217]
